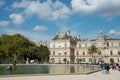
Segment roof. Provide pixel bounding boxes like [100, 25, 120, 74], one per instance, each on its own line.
[52, 31, 74, 40]
[91, 35, 120, 41]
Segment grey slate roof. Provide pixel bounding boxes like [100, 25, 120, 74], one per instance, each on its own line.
[52, 31, 74, 40]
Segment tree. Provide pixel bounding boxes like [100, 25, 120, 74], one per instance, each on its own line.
[87, 45, 98, 64]
[0, 34, 36, 63]
[63, 58, 67, 64]
[110, 58, 114, 63]
[78, 58, 82, 63]
[36, 45, 50, 63]
[51, 58, 55, 63]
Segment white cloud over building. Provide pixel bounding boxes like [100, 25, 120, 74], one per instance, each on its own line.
[33, 25, 48, 31]
[71, 0, 120, 20]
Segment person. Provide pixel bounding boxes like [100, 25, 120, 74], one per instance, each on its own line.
[6, 61, 17, 71]
[118, 66, 120, 71]
[6, 66, 12, 71]
[100, 63, 105, 73]
[105, 64, 110, 74]
[111, 62, 116, 70]
[12, 60, 17, 70]
[116, 63, 119, 70]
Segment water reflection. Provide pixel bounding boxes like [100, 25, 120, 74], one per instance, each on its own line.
[0, 64, 100, 75]
[49, 64, 99, 74]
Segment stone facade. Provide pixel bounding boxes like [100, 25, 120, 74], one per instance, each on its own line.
[49, 30, 120, 64]
[36, 40, 47, 46]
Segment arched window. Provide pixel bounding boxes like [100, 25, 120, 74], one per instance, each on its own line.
[59, 53, 61, 55]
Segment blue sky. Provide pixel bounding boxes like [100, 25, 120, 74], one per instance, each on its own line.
[0, 0, 120, 44]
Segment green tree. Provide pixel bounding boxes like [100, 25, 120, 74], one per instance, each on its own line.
[36, 45, 50, 63]
[63, 58, 67, 64]
[110, 58, 114, 63]
[51, 58, 55, 63]
[0, 34, 36, 63]
[87, 45, 98, 64]
[78, 58, 82, 63]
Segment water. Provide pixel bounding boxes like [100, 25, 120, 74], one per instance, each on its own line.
[0, 64, 100, 75]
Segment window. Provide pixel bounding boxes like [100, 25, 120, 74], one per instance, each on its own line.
[76, 58, 78, 62]
[118, 58, 119, 62]
[81, 44, 85, 47]
[98, 58, 102, 62]
[85, 44, 87, 47]
[64, 52, 67, 55]
[83, 58, 85, 62]
[89, 58, 92, 62]
[58, 45, 61, 48]
[58, 44, 61, 48]
[53, 51, 55, 55]
[53, 45, 55, 48]
[76, 51, 79, 55]
[59, 53, 61, 55]
[64, 44, 67, 47]
[118, 51, 120, 55]
[119, 43, 120, 46]
[98, 50, 101, 55]
[83, 52, 85, 55]
[110, 50, 113, 55]
[79, 44, 81, 47]
[111, 43, 113, 47]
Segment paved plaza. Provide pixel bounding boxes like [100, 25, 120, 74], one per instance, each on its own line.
[0, 69, 120, 80]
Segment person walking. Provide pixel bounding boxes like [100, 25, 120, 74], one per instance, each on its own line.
[105, 64, 110, 74]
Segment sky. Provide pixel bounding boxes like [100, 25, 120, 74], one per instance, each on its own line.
[0, 0, 120, 45]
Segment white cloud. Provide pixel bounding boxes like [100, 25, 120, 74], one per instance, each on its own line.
[9, 13, 25, 25]
[71, 0, 120, 19]
[33, 25, 48, 31]
[0, 21, 10, 27]
[12, 0, 30, 8]
[12, 0, 71, 21]
[108, 30, 120, 36]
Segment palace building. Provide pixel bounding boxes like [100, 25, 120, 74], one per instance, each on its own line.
[49, 30, 120, 64]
